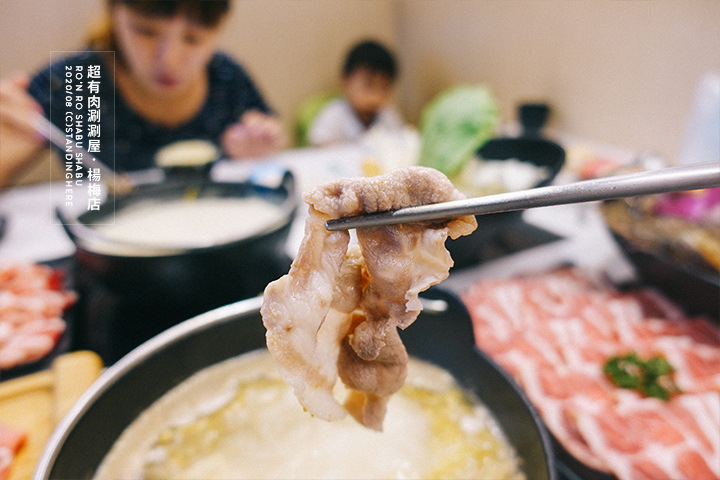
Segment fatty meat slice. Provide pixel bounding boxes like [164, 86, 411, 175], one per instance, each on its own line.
[0, 263, 75, 370]
[573, 392, 720, 480]
[0, 317, 66, 369]
[494, 348, 610, 473]
[0, 263, 64, 293]
[262, 166, 476, 430]
[461, 267, 720, 479]
[0, 422, 27, 480]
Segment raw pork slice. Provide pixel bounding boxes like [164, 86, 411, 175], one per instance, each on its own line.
[0, 263, 76, 370]
[0, 422, 27, 480]
[461, 267, 720, 480]
[261, 166, 476, 430]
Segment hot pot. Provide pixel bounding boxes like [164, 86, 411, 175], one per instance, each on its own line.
[34, 288, 557, 480]
[58, 166, 297, 364]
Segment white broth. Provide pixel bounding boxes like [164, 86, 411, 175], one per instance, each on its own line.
[91, 196, 286, 249]
[94, 350, 524, 480]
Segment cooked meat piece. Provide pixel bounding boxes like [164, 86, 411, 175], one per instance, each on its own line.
[261, 210, 351, 423]
[261, 166, 476, 430]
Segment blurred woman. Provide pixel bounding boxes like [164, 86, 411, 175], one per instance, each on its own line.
[0, 0, 285, 188]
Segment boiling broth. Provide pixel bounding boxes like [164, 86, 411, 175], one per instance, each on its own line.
[94, 350, 524, 480]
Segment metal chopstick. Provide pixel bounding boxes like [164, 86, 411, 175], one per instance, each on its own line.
[32, 113, 134, 195]
[325, 161, 720, 231]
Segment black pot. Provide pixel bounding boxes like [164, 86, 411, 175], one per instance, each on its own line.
[59, 168, 297, 364]
[34, 288, 557, 480]
[447, 137, 565, 267]
[612, 232, 720, 320]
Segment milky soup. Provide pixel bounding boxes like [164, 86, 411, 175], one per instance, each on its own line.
[94, 350, 525, 480]
[91, 196, 286, 249]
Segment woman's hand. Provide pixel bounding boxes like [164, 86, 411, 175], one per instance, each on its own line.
[220, 110, 286, 159]
[0, 73, 46, 188]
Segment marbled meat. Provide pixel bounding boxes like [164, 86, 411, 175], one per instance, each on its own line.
[261, 166, 477, 430]
[0, 263, 76, 370]
[461, 267, 720, 480]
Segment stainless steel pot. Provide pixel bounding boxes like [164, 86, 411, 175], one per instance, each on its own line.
[59, 167, 297, 364]
[34, 288, 557, 480]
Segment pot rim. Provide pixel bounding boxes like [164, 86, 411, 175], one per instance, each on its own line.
[59, 171, 297, 258]
[33, 296, 264, 480]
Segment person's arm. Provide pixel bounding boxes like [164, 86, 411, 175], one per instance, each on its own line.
[214, 56, 286, 159]
[0, 73, 46, 189]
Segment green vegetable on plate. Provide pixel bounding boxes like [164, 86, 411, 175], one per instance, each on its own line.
[603, 352, 681, 401]
[418, 86, 499, 178]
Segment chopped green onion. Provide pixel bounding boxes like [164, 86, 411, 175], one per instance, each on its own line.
[603, 352, 681, 401]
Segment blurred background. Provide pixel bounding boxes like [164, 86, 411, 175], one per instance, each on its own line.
[1, 0, 719, 184]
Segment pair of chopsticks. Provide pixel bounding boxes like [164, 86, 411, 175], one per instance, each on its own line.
[325, 161, 720, 231]
[31, 113, 134, 196]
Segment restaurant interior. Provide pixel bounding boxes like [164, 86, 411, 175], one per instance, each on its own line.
[0, 2, 718, 480]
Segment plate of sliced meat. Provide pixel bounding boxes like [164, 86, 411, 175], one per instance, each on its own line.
[0, 262, 77, 378]
[461, 267, 720, 480]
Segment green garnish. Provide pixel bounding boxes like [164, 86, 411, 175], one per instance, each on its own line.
[603, 352, 681, 401]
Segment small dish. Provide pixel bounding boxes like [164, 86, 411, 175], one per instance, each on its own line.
[447, 136, 566, 267]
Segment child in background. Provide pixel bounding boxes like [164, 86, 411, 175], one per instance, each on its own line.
[307, 40, 404, 147]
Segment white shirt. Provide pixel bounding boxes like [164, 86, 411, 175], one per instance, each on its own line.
[308, 98, 404, 147]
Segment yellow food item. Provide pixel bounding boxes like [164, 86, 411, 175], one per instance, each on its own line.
[154, 140, 219, 167]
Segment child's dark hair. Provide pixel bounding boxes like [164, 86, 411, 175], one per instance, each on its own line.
[342, 40, 398, 80]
